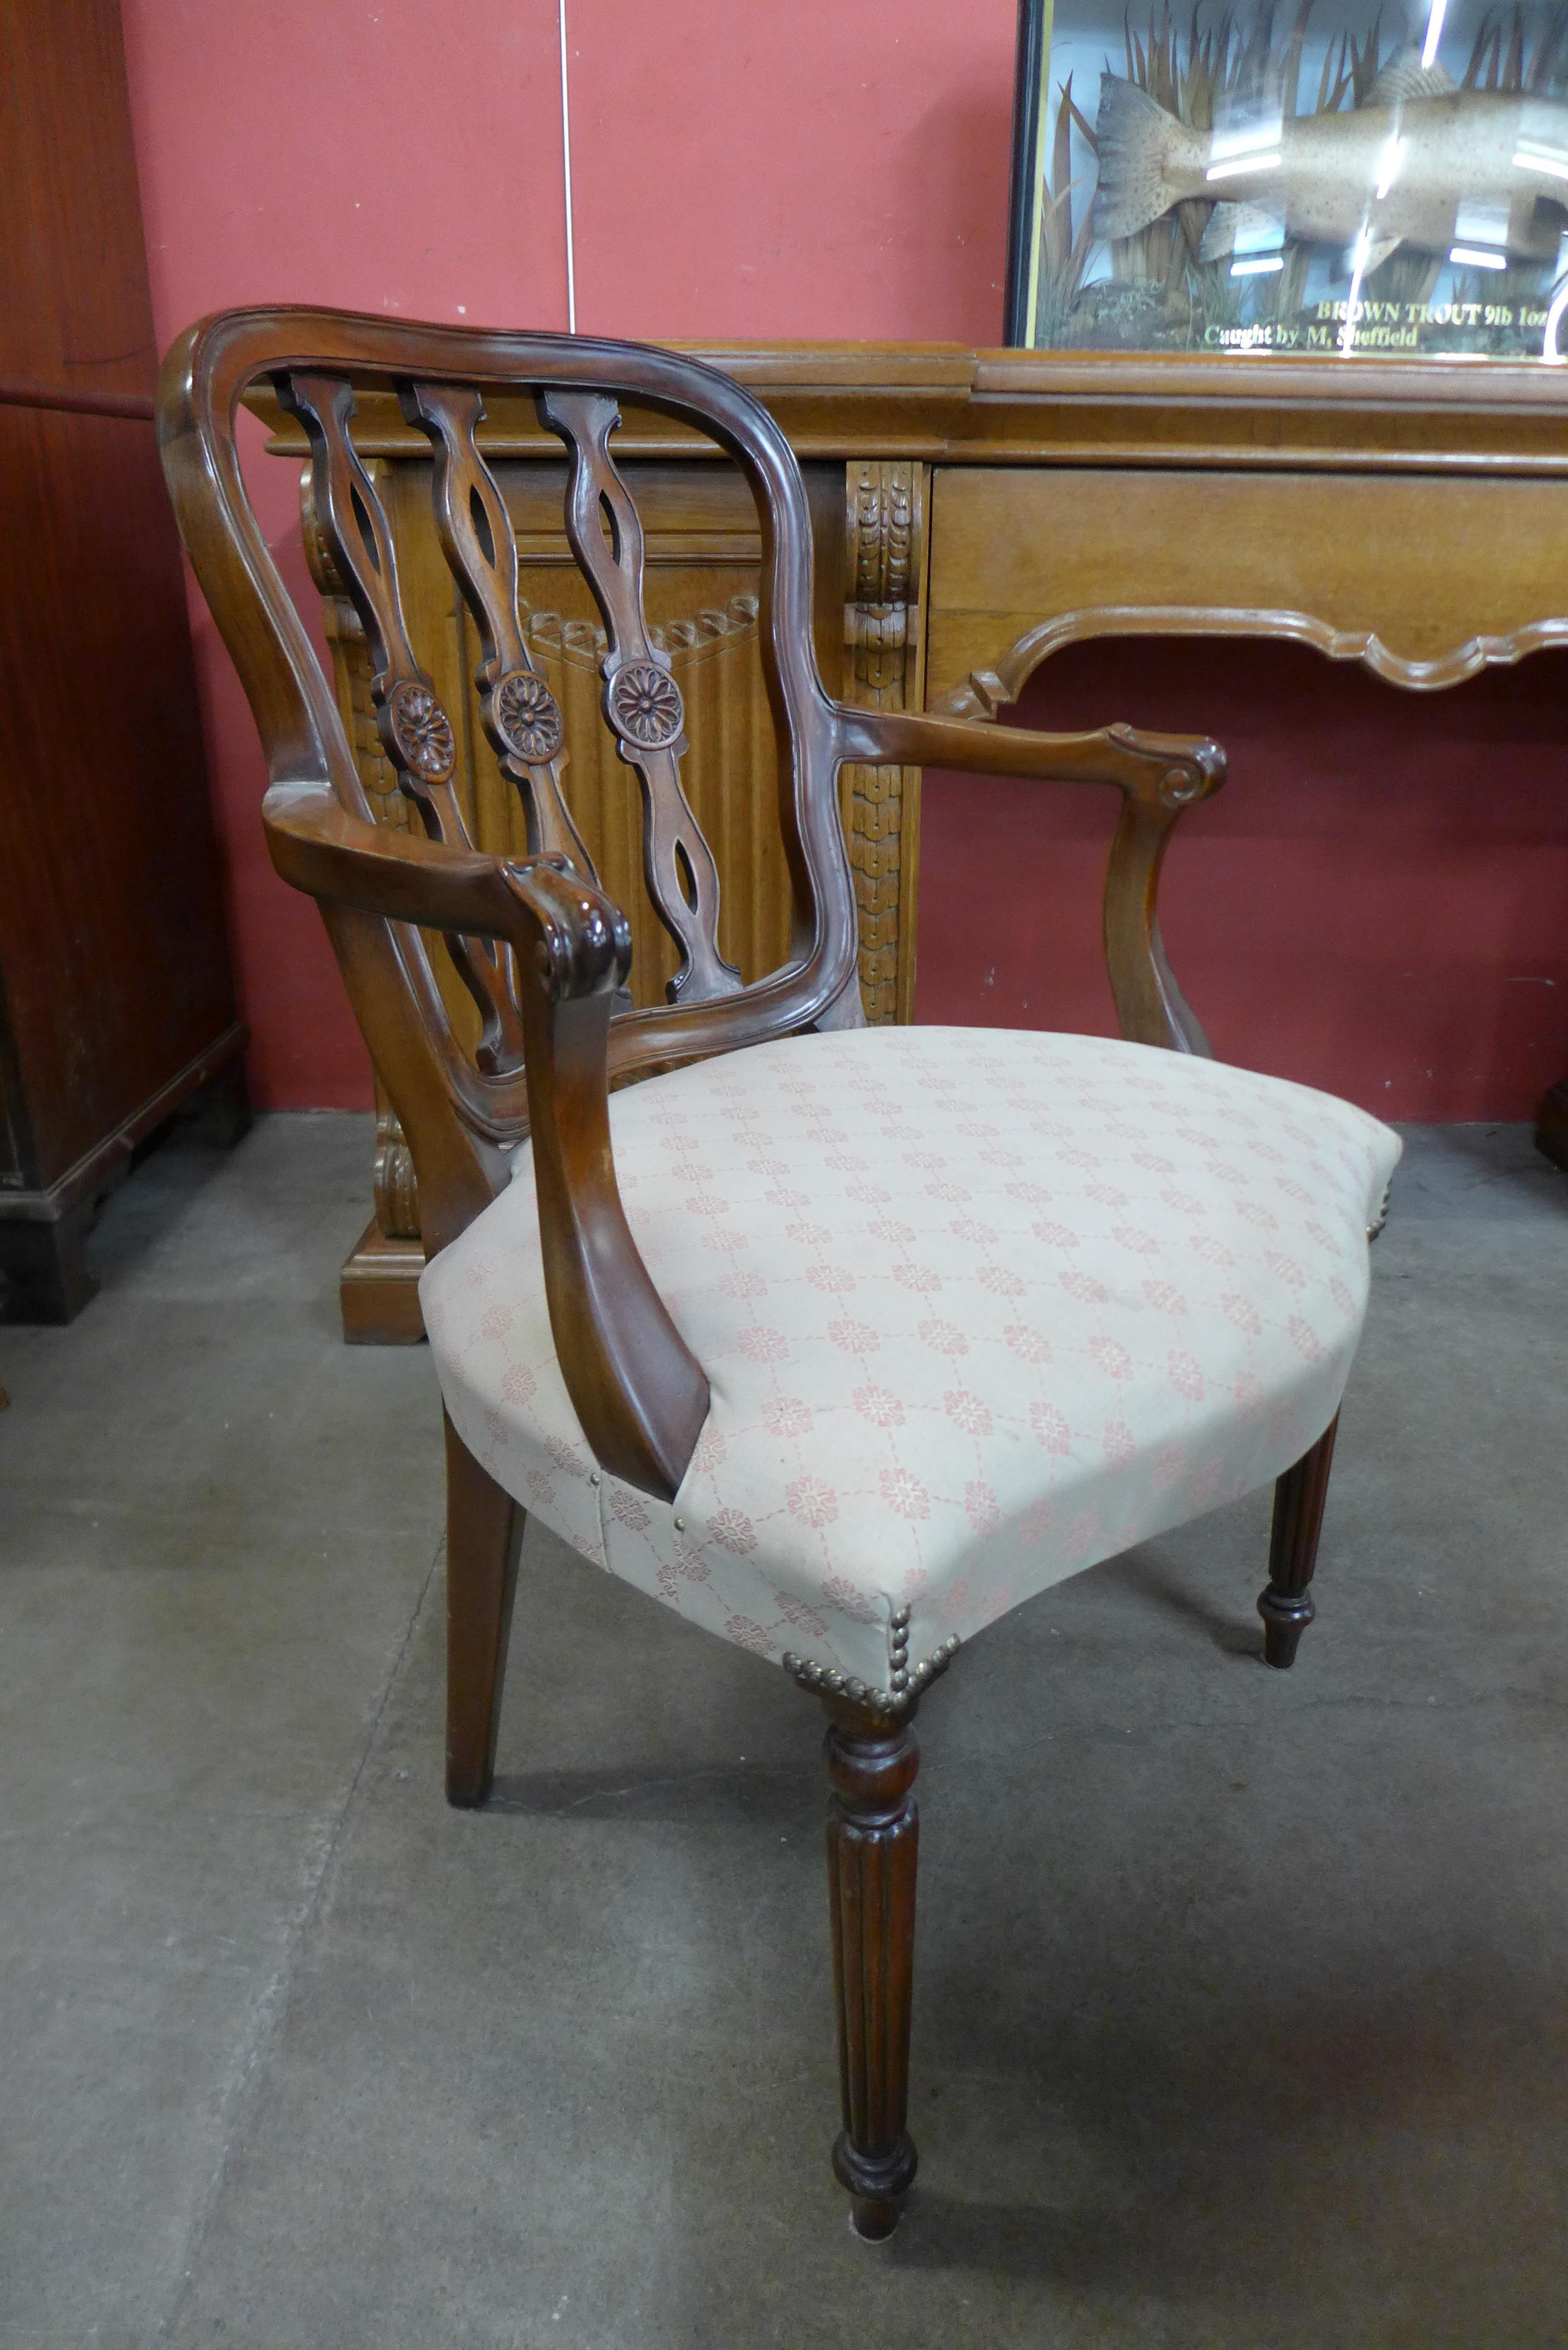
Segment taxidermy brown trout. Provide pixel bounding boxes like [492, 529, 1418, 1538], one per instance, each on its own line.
[1094, 49, 1568, 270]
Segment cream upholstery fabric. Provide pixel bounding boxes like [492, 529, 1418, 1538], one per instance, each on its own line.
[422, 1028, 1400, 1694]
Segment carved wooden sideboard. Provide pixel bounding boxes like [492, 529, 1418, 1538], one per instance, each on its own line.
[254, 346, 1568, 1340]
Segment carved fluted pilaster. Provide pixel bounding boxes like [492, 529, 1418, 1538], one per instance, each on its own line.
[842, 462, 925, 1025]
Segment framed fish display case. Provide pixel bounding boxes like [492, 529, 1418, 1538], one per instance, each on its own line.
[1004, 1, 1568, 361]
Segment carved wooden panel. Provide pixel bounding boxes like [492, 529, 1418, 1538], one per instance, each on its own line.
[304, 436, 923, 1295]
[286, 375, 528, 1079]
[314, 456, 801, 1024]
[537, 388, 741, 1004]
[925, 467, 1568, 711]
[401, 381, 591, 873]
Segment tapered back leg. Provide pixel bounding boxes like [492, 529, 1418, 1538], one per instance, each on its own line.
[444, 1413, 525, 1805]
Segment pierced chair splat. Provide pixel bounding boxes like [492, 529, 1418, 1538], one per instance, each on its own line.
[159, 306, 1400, 2242]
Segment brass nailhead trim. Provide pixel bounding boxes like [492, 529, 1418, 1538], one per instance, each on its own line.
[782, 1636, 960, 1718]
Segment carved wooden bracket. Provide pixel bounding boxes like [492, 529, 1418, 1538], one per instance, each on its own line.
[373, 1097, 421, 1240]
[933, 604, 1568, 721]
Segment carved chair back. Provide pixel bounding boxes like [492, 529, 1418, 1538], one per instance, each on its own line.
[159, 309, 859, 1232]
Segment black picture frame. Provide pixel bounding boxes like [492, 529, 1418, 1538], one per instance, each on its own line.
[1003, 0, 1052, 346]
[1002, 0, 1568, 362]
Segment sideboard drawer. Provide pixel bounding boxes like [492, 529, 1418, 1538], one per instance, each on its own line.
[926, 466, 1568, 706]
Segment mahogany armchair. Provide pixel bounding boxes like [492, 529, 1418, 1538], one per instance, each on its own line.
[159, 309, 1399, 2240]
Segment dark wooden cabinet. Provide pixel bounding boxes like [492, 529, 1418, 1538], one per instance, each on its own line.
[0, 1, 243, 1319]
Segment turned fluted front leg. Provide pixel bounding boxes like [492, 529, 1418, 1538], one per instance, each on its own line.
[1259, 1415, 1340, 1669]
[821, 1695, 921, 2240]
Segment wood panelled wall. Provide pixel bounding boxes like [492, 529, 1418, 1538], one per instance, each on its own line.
[0, 0, 243, 1320]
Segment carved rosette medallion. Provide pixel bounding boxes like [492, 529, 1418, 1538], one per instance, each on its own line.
[607, 660, 684, 750]
[492, 668, 563, 763]
[385, 680, 455, 782]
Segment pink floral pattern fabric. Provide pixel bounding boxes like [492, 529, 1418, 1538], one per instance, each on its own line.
[422, 1028, 1400, 1690]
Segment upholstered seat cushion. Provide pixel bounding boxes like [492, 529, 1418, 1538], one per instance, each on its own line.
[422, 1028, 1400, 1697]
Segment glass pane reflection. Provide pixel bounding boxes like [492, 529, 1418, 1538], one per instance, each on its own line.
[1009, 0, 1568, 362]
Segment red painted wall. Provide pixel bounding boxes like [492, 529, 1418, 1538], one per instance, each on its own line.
[121, 0, 573, 1108]
[918, 643, 1568, 1122]
[121, 1, 1568, 1119]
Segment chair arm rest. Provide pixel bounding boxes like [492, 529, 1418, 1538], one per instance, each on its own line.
[834, 706, 1224, 808]
[263, 779, 612, 960]
[831, 708, 1225, 1056]
[263, 780, 709, 1500]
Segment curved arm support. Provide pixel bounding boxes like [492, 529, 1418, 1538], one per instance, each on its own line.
[833, 705, 1225, 1054]
[1103, 797, 1211, 1056]
[263, 783, 710, 1499]
[500, 861, 711, 1499]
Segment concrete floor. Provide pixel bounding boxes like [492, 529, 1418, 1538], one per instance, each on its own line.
[2, 1111, 1566, 2347]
